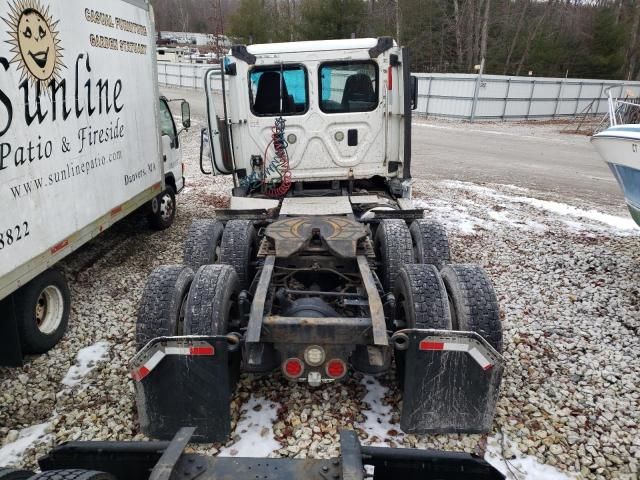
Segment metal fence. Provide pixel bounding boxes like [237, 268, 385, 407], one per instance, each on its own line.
[157, 62, 640, 121]
[415, 73, 640, 121]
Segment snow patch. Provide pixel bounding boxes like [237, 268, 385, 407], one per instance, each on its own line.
[358, 376, 403, 446]
[218, 396, 280, 458]
[485, 433, 575, 480]
[61, 341, 110, 387]
[0, 423, 51, 467]
[441, 180, 639, 234]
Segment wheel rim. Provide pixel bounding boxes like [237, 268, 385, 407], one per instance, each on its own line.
[35, 286, 64, 334]
[159, 193, 174, 221]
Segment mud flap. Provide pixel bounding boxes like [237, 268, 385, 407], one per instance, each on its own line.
[394, 329, 504, 434]
[130, 336, 239, 443]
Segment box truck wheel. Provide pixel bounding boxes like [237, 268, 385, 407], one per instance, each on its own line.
[219, 220, 257, 290]
[184, 264, 239, 336]
[136, 265, 194, 350]
[374, 220, 414, 292]
[410, 219, 451, 270]
[28, 471, 115, 480]
[183, 219, 225, 271]
[0, 468, 34, 479]
[14, 269, 70, 354]
[148, 188, 176, 230]
[441, 265, 503, 353]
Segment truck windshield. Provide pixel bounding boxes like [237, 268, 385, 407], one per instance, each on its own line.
[250, 65, 308, 116]
[319, 61, 378, 114]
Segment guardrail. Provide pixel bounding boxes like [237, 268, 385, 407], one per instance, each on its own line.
[157, 62, 640, 121]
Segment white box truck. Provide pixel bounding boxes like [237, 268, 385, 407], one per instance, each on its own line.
[0, 0, 189, 366]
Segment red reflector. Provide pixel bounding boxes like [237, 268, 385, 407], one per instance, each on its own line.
[419, 341, 445, 351]
[283, 358, 303, 378]
[110, 206, 123, 217]
[326, 359, 346, 379]
[132, 366, 150, 382]
[388, 68, 393, 90]
[190, 346, 215, 356]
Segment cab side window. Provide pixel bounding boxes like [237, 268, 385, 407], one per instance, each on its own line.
[159, 99, 178, 147]
[319, 62, 378, 114]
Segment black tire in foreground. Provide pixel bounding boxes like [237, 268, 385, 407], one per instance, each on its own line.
[0, 468, 34, 480]
[374, 219, 414, 292]
[183, 219, 224, 271]
[148, 188, 176, 230]
[410, 219, 451, 270]
[219, 220, 257, 290]
[14, 269, 70, 354]
[136, 265, 194, 350]
[393, 264, 452, 331]
[441, 264, 503, 353]
[27, 471, 115, 480]
[184, 264, 240, 336]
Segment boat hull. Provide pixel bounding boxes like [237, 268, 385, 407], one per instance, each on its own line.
[592, 126, 640, 226]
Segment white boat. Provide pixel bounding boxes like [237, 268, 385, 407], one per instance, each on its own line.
[591, 86, 640, 226]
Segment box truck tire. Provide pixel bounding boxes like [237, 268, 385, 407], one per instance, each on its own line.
[15, 270, 70, 354]
[148, 189, 176, 231]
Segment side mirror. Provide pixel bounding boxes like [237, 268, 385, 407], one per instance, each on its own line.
[181, 101, 191, 129]
[411, 76, 418, 111]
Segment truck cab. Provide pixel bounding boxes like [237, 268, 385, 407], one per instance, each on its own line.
[202, 37, 416, 202]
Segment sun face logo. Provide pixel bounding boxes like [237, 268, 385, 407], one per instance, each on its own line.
[4, 0, 64, 88]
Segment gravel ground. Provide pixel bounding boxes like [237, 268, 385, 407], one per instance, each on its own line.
[1, 116, 639, 479]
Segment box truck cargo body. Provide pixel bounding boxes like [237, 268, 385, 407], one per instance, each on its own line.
[0, 0, 188, 365]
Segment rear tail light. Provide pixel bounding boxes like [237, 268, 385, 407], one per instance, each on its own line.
[283, 358, 304, 379]
[388, 68, 393, 90]
[325, 359, 347, 379]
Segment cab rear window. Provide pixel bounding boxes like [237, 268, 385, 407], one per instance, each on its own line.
[249, 65, 308, 116]
[319, 62, 378, 114]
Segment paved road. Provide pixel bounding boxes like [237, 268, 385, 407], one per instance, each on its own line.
[162, 86, 623, 208]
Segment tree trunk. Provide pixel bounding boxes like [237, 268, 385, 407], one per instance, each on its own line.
[453, 0, 464, 66]
[479, 0, 491, 64]
[503, 0, 528, 75]
[515, 0, 552, 76]
[628, 2, 640, 79]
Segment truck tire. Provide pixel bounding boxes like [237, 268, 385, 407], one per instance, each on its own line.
[184, 264, 239, 336]
[14, 269, 70, 354]
[374, 220, 414, 292]
[148, 188, 176, 230]
[410, 219, 451, 270]
[28, 471, 114, 480]
[183, 219, 224, 271]
[441, 264, 502, 353]
[219, 220, 257, 290]
[393, 264, 452, 331]
[0, 468, 34, 479]
[136, 265, 194, 350]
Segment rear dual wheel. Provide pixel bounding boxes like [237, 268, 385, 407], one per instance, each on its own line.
[393, 263, 502, 350]
[136, 265, 194, 350]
